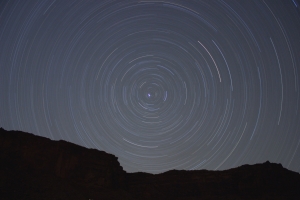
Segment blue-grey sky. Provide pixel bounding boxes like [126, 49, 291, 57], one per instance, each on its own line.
[1, 0, 300, 174]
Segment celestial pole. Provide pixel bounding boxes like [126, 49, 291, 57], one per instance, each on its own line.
[0, 0, 300, 174]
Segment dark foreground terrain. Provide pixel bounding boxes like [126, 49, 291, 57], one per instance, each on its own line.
[1, 128, 300, 199]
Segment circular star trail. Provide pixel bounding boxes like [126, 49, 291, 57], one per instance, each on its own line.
[1, 0, 300, 174]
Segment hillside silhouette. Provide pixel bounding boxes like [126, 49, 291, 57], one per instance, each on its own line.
[1, 127, 300, 199]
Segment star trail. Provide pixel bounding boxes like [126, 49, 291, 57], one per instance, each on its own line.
[0, 0, 300, 174]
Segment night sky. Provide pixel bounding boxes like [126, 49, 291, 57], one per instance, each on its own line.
[1, 0, 300, 174]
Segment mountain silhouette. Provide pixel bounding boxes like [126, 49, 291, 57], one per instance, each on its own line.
[1, 127, 300, 199]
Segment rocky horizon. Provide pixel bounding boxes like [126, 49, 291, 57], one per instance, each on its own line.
[1, 127, 300, 199]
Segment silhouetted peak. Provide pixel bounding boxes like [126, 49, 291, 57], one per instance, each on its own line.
[1, 128, 300, 200]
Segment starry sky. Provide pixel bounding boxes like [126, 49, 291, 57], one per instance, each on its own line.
[1, 0, 300, 174]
